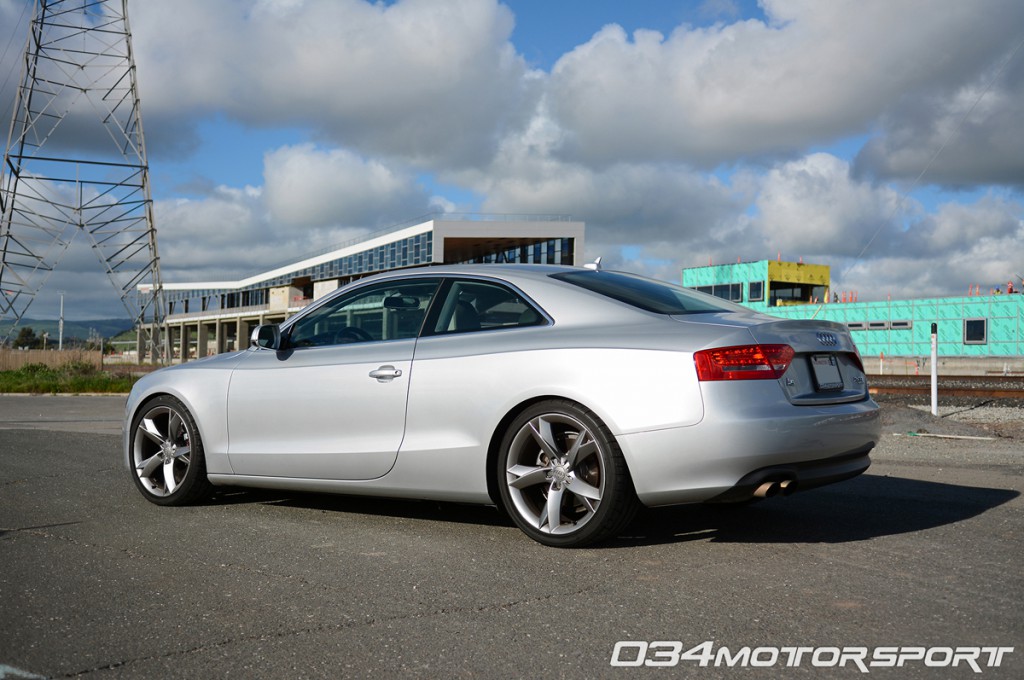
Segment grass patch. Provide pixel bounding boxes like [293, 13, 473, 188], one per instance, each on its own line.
[0, 362, 138, 394]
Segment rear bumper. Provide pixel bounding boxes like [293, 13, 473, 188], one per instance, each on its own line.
[704, 446, 872, 503]
[617, 382, 881, 507]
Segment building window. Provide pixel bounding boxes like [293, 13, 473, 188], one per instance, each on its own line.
[847, 322, 866, 330]
[868, 321, 888, 330]
[890, 320, 912, 330]
[693, 283, 742, 302]
[964, 318, 987, 344]
[748, 281, 764, 302]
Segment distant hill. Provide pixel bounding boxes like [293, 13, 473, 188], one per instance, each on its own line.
[1, 318, 134, 342]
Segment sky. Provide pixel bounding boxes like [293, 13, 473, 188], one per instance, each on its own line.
[1, 0, 1023, 320]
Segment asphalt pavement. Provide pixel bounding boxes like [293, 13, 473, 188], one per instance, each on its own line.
[0, 395, 1021, 678]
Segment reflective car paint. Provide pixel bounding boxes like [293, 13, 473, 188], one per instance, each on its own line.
[124, 264, 880, 528]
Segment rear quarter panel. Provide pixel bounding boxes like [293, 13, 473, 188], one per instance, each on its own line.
[394, 328, 705, 498]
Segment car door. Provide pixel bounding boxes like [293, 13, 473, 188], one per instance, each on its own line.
[400, 277, 550, 464]
[226, 278, 440, 480]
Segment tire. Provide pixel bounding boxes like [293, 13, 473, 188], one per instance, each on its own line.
[129, 395, 212, 506]
[496, 399, 639, 547]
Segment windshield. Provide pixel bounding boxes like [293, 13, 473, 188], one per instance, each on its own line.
[551, 270, 743, 315]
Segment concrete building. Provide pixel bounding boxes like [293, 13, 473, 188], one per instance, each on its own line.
[140, 214, 584, 362]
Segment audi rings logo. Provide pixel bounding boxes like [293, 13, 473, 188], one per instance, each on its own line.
[816, 332, 839, 346]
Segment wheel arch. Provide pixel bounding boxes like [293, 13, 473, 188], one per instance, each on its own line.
[125, 385, 215, 470]
[126, 391, 214, 505]
[484, 394, 636, 506]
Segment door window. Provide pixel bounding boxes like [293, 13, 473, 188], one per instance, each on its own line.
[287, 279, 439, 348]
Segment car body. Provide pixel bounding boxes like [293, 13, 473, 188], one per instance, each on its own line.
[125, 264, 880, 547]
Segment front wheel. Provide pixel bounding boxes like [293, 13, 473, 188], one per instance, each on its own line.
[130, 395, 212, 506]
[496, 400, 639, 547]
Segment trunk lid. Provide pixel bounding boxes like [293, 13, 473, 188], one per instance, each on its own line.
[672, 312, 869, 405]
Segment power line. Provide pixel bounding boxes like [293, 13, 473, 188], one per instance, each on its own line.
[842, 33, 1024, 279]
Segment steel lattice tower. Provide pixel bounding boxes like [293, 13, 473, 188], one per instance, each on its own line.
[0, 0, 163, 358]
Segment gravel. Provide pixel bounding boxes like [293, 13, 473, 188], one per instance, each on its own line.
[875, 391, 1023, 437]
[870, 392, 1024, 471]
[870, 369, 1024, 443]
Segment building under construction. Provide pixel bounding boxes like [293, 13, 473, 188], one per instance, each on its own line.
[682, 259, 1024, 360]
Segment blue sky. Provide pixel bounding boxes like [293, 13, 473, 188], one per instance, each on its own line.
[1, 0, 1022, 319]
[508, 0, 767, 70]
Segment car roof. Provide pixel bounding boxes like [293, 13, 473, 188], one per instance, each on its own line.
[325, 263, 653, 325]
[352, 263, 582, 286]
[374, 262, 574, 277]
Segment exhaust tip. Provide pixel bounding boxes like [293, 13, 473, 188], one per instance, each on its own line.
[779, 479, 798, 495]
[753, 481, 780, 498]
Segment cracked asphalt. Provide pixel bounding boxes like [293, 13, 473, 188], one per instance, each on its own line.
[0, 395, 1022, 678]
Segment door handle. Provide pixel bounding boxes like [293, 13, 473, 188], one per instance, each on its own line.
[368, 365, 403, 382]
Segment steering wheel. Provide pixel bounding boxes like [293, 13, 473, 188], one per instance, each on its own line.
[334, 326, 373, 344]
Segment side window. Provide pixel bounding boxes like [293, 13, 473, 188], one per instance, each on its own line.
[432, 280, 546, 335]
[287, 279, 439, 348]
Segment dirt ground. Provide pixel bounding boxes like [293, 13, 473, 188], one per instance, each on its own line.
[876, 394, 1024, 441]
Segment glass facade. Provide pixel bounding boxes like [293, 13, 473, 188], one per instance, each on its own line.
[451, 238, 572, 266]
[162, 230, 572, 317]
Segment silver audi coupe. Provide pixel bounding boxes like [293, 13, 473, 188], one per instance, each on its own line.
[124, 264, 880, 547]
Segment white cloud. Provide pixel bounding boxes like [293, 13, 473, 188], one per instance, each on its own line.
[751, 153, 906, 256]
[544, 0, 1024, 169]
[854, 54, 1024, 187]
[262, 145, 431, 228]
[455, 105, 742, 246]
[131, 0, 534, 167]
[482, 159, 739, 244]
[140, 141, 438, 288]
[893, 194, 1023, 258]
[698, 0, 742, 22]
[153, 186, 417, 285]
[799, 195, 1024, 301]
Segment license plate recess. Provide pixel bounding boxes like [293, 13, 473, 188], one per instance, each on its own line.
[810, 354, 843, 392]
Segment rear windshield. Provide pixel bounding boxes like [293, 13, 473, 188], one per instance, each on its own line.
[551, 270, 742, 315]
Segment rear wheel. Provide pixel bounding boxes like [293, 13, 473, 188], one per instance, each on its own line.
[130, 395, 212, 506]
[497, 400, 639, 547]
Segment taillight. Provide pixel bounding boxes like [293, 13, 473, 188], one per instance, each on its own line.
[694, 344, 794, 381]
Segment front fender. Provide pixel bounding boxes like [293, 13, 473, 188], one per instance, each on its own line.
[123, 355, 245, 475]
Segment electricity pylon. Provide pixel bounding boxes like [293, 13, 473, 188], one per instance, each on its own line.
[0, 0, 164, 359]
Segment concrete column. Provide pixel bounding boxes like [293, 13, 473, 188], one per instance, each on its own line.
[236, 317, 244, 352]
[163, 325, 173, 364]
[179, 323, 190, 363]
[197, 323, 209, 358]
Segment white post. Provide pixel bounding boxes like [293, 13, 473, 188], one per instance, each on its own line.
[58, 292, 64, 351]
[930, 323, 938, 416]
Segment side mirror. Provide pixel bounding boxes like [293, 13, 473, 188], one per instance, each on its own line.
[250, 324, 282, 350]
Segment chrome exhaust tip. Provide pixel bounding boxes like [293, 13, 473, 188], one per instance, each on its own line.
[753, 481, 780, 498]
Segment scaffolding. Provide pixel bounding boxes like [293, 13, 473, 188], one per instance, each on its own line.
[0, 0, 163, 359]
